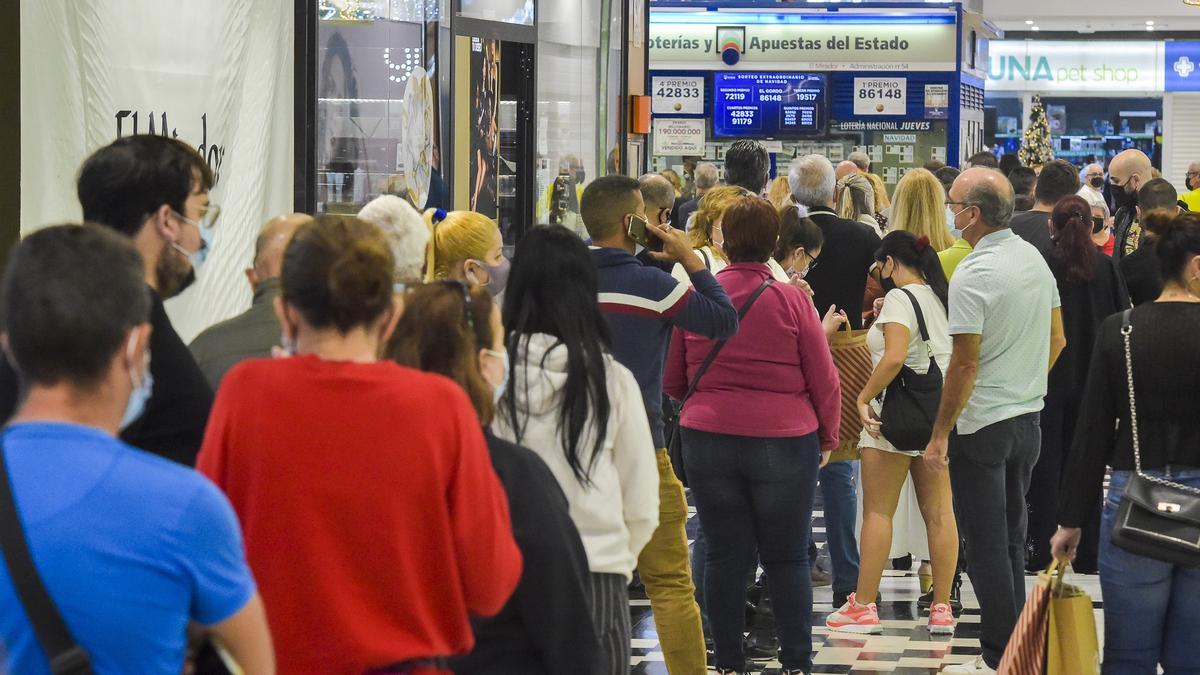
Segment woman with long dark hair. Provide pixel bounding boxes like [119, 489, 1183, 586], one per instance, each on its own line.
[826, 231, 959, 635]
[1026, 195, 1130, 573]
[664, 196, 840, 675]
[494, 225, 659, 675]
[1052, 209, 1200, 672]
[390, 282, 599, 675]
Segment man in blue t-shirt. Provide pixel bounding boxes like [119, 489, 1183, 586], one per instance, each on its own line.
[0, 225, 273, 674]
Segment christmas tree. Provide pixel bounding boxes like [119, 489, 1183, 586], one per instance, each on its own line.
[1019, 94, 1054, 167]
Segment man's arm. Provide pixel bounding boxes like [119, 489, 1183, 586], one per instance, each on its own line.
[1048, 307, 1066, 371]
[923, 333, 981, 468]
[646, 222, 738, 339]
[205, 594, 275, 675]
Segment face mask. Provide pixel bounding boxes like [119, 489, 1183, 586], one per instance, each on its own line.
[279, 331, 298, 356]
[483, 348, 509, 404]
[470, 257, 511, 299]
[1090, 177, 1104, 189]
[1093, 217, 1106, 234]
[952, 206, 977, 237]
[879, 261, 897, 292]
[170, 216, 212, 274]
[120, 335, 154, 430]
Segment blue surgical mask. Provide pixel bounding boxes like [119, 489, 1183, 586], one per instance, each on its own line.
[280, 332, 298, 356]
[120, 336, 153, 430]
[483, 348, 509, 404]
[170, 211, 214, 272]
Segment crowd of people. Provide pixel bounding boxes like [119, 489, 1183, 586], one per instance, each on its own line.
[0, 132, 1198, 675]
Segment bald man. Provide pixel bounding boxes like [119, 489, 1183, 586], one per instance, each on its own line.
[835, 160, 858, 182]
[1107, 149, 1154, 261]
[189, 213, 310, 388]
[1182, 160, 1200, 212]
[932, 168, 1066, 674]
[638, 172, 677, 230]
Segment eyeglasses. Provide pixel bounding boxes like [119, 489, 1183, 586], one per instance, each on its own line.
[1109, 175, 1132, 187]
[171, 203, 222, 231]
[440, 280, 475, 333]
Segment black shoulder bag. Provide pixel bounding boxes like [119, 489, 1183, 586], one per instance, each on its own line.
[878, 289, 944, 453]
[667, 278, 774, 486]
[1109, 309, 1200, 567]
[0, 441, 93, 674]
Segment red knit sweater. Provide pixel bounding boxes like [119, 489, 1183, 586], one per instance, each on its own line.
[197, 356, 522, 674]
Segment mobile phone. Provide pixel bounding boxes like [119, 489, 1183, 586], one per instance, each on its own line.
[627, 213, 663, 252]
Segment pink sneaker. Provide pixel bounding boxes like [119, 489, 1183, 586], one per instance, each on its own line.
[825, 592, 883, 634]
[928, 602, 955, 635]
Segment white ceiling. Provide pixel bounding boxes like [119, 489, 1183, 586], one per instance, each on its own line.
[980, 0, 1200, 33]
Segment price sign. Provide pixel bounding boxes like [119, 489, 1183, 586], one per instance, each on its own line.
[652, 118, 706, 156]
[853, 77, 907, 116]
[652, 76, 705, 115]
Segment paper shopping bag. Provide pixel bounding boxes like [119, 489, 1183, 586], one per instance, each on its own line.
[1047, 570, 1099, 675]
[827, 327, 871, 463]
[997, 561, 1057, 675]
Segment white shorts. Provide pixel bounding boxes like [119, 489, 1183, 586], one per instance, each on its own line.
[857, 398, 922, 458]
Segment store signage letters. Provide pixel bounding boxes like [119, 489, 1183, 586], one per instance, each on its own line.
[986, 41, 1165, 92]
[832, 120, 933, 132]
[854, 78, 907, 116]
[653, 118, 706, 156]
[649, 22, 957, 71]
[652, 76, 705, 115]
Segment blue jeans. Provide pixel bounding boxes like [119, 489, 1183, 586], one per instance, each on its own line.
[682, 428, 820, 672]
[1099, 467, 1200, 675]
[820, 460, 860, 595]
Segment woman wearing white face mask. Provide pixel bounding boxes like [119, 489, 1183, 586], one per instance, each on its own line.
[671, 185, 752, 283]
[390, 280, 599, 675]
[424, 209, 510, 299]
[774, 204, 848, 337]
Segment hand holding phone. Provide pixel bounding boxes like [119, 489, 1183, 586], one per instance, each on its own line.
[626, 214, 663, 252]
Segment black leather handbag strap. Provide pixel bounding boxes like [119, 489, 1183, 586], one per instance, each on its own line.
[0, 440, 92, 674]
[679, 277, 774, 407]
[897, 288, 930, 343]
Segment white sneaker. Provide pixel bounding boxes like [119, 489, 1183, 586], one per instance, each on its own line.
[941, 656, 996, 673]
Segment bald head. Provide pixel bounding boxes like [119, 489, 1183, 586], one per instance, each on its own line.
[949, 168, 1015, 241]
[1109, 149, 1153, 196]
[836, 160, 858, 181]
[639, 173, 676, 227]
[253, 213, 309, 281]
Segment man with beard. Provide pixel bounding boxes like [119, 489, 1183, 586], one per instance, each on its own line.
[1107, 149, 1155, 262]
[0, 135, 216, 465]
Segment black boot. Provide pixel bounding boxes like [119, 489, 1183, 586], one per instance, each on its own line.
[918, 574, 962, 615]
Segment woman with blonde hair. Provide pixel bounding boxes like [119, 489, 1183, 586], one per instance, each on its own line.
[673, 185, 753, 281]
[836, 173, 881, 237]
[767, 175, 794, 210]
[660, 168, 684, 198]
[889, 169, 955, 252]
[865, 172, 891, 211]
[424, 209, 510, 298]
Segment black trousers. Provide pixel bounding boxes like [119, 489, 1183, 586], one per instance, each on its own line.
[1026, 392, 1100, 572]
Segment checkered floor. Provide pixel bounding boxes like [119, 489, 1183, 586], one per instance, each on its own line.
[628, 502, 1105, 674]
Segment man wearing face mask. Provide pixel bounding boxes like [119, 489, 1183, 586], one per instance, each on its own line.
[1108, 149, 1155, 262]
[1078, 163, 1107, 207]
[0, 135, 217, 467]
[1181, 161, 1200, 213]
[0, 225, 273, 674]
[639, 173, 677, 233]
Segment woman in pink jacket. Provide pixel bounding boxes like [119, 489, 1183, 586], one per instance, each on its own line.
[665, 196, 841, 675]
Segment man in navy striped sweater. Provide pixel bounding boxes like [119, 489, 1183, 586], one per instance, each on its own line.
[582, 175, 738, 673]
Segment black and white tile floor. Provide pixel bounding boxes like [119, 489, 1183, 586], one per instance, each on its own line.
[628, 503, 1105, 674]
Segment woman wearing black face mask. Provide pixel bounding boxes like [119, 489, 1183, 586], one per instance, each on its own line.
[1025, 195, 1131, 574]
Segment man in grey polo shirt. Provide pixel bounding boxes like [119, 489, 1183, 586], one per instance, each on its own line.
[927, 168, 1067, 675]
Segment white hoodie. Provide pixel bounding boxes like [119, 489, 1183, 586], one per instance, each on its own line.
[492, 333, 659, 580]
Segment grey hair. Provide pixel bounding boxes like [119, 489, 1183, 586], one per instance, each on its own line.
[964, 173, 1015, 229]
[357, 195, 430, 284]
[836, 173, 875, 221]
[638, 173, 676, 210]
[789, 154, 836, 208]
[694, 163, 719, 190]
[847, 151, 871, 171]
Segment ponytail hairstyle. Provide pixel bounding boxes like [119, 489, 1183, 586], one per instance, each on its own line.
[390, 282, 497, 425]
[774, 204, 824, 265]
[1049, 195, 1098, 283]
[874, 230, 950, 311]
[281, 215, 395, 333]
[836, 173, 875, 222]
[500, 225, 612, 486]
[423, 208, 500, 282]
[1141, 208, 1200, 287]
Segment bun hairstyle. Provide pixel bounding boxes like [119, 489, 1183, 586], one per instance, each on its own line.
[281, 215, 395, 333]
[874, 230, 950, 310]
[423, 209, 500, 282]
[390, 282, 497, 425]
[774, 204, 824, 264]
[1049, 195, 1098, 283]
[1141, 208, 1200, 285]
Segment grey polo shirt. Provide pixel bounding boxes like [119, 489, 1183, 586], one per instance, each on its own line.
[949, 228, 1061, 435]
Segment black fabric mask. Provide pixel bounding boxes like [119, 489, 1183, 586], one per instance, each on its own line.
[1090, 177, 1104, 188]
[879, 264, 897, 293]
[1093, 216, 1106, 234]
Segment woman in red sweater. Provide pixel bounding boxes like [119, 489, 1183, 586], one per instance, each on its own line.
[197, 216, 521, 675]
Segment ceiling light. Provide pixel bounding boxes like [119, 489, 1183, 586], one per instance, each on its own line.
[1186, 0, 1200, 6]
[1146, 20, 1155, 24]
[1146, 25, 1155, 30]
[1025, 20, 1034, 25]
[1031, 25, 1040, 31]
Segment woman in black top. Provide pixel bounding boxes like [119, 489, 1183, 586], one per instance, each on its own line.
[1052, 209, 1200, 675]
[390, 282, 600, 675]
[1027, 196, 1130, 573]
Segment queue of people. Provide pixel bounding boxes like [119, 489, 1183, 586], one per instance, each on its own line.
[1, 131, 1199, 675]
